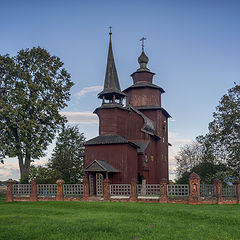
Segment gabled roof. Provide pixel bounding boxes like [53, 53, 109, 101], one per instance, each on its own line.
[84, 159, 120, 173]
[123, 81, 165, 94]
[84, 134, 139, 148]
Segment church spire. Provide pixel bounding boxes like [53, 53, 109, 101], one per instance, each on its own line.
[137, 37, 150, 72]
[98, 27, 125, 104]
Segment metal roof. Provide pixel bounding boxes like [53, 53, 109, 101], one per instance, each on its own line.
[123, 81, 165, 94]
[132, 141, 149, 154]
[84, 159, 120, 173]
[136, 106, 171, 118]
[98, 34, 125, 100]
[84, 134, 139, 148]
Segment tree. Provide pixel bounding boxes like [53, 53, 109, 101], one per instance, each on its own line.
[207, 83, 240, 175]
[0, 47, 74, 181]
[175, 83, 240, 182]
[29, 165, 55, 184]
[175, 141, 206, 177]
[47, 125, 85, 183]
[176, 162, 230, 184]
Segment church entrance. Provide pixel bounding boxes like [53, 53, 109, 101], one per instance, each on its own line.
[85, 159, 120, 197]
[89, 172, 104, 196]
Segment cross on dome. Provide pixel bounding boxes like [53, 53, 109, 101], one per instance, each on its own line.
[140, 37, 147, 51]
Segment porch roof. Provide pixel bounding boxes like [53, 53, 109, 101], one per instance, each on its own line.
[84, 159, 120, 173]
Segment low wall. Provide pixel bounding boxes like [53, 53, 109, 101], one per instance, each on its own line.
[5, 175, 240, 205]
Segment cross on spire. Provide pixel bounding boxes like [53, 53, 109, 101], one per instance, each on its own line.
[109, 26, 112, 35]
[140, 37, 147, 51]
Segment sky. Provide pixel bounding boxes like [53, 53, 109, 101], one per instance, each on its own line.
[0, 0, 239, 181]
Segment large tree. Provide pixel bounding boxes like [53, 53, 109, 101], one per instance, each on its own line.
[175, 83, 240, 181]
[207, 83, 240, 175]
[0, 47, 74, 181]
[47, 125, 85, 183]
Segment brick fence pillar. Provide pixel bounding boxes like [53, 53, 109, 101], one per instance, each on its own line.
[189, 172, 201, 204]
[214, 179, 223, 204]
[129, 179, 137, 202]
[82, 177, 89, 201]
[6, 179, 15, 202]
[56, 179, 65, 201]
[30, 178, 38, 201]
[104, 173, 110, 202]
[160, 178, 168, 203]
[234, 180, 240, 204]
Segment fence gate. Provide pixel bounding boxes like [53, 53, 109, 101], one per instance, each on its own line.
[96, 173, 103, 196]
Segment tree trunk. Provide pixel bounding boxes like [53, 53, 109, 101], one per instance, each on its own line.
[18, 153, 31, 183]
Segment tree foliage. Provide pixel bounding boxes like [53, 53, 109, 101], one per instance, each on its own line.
[175, 142, 203, 177]
[176, 162, 230, 184]
[47, 125, 85, 183]
[207, 83, 240, 175]
[29, 165, 55, 184]
[0, 47, 74, 181]
[176, 83, 240, 182]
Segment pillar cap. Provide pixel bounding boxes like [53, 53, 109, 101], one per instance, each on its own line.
[214, 179, 222, 184]
[160, 178, 168, 183]
[131, 178, 137, 183]
[234, 180, 240, 184]
[189, 172, 200, 179]
[6, 179, 17, 184]
[31, 178, 38, 182]
[56, 179, 65, 184]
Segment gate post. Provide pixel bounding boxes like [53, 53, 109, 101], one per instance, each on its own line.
[30, 178, 38, 202]
[234, 180, 240, 204]
[6, 179, 15, 202]
[82, 177, 89, 201]
[214, 179, 223, 204]
[129, 179, 137, 202]
[104, 173, 110, 202]
[189, 172, 201, 204]
[160, 178, 168, 203]
[56, 179, 65, 201]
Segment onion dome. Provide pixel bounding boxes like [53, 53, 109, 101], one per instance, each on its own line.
[137, 37, 150, 72]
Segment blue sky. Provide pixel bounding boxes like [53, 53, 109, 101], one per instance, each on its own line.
[0, 0, 239, 180]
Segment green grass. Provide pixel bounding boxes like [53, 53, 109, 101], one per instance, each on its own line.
[0, 195, 240, 240]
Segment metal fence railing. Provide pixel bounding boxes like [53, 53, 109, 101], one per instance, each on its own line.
[137, 184, 161, 196]
[110, 184, 131, 196]
[63, 184, 84, 196]
[222, 185, 236, 197]
[200, 184, 216, 197]
[13, 184, 31, 195]
[167, 184, 189, 197]
[37, 184, 57, 196]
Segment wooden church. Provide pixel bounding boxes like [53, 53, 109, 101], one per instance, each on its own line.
[84, 31, 170, 196]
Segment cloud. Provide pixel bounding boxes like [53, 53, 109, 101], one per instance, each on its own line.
[169, 132, 192, 146]
[168, 132, 192, 180]
[60, 112, 98, 124]
[76, 86, 102, 98]
[0, 161, 20, 181]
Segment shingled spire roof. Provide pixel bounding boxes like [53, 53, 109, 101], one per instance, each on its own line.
[98, 29, 125, 102]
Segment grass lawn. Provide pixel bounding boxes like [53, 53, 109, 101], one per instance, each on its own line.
[0, 194, 240, 240]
